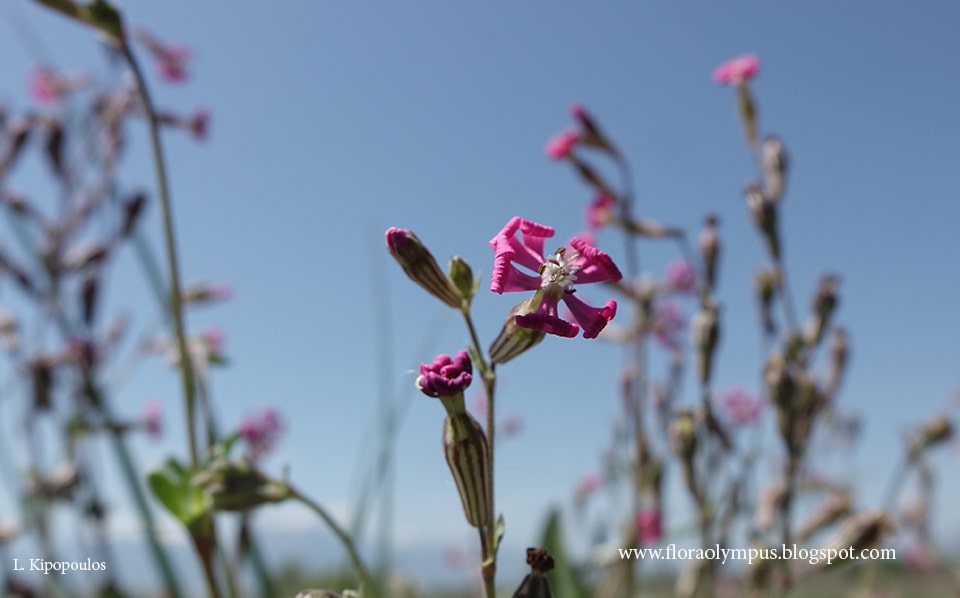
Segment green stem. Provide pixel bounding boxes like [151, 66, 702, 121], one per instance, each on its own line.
[119, 41, 200, 467]
[290, 487, 374, 594]
[461, 307, 496, 598]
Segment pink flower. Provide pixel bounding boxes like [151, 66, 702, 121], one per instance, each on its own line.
[203, 327, 224, 356]
[636, 509, 663, 545]
[665, 259, 697, 295]
[490, 217, 621, 339]
[136, 30, 191, 83]
[713, 54, 760, 86]
[142, 400, 162, 439]
[545, 128, 578, 160]
[469, 393, 487, 419]
[718, 387, 763, 425]
[652, 301, 685, 350]
[499, 415, 523, 439]
[240, 407, 284, 461]
[578, 473, 603, 496]
[416, 351, 473, 398]
[156, 45, 191, 83]
[29, 66, 63, 103]
[586, 194, 616, 229]
[187, 106, 210, 140]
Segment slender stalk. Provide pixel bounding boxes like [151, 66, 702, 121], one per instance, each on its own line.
[119, 41, 200, 467]
[289, 487, 374, 593]
[461, 307, 497, 598]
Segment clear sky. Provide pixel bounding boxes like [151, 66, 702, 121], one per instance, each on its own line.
[1, 0, 959, 592]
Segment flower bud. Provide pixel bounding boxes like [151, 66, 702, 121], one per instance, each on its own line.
[416, 351, 473, 399]
[448, 255, 477, 304]
[805, 274, 840, 348]
[443, 413, 492, 528]
[796, 491, 852, 542]
[198, 460, 290, 512]
[827, 327, 848, 398]
[908, 414, 954, 461]
[489, 298, 546, 364]
[744, 183, 780, 261]
[690, 301, 720, 386]
[754, 269, 778, 335]
[698, 215, 720, 291]
[761, 136, 788, 202]
[385, 228, 462, 308]
[813, 510, 892, 572]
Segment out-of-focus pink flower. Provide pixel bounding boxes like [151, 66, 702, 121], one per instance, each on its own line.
[577, 473, 603, 499]
[416, 351, 473, 398]
[443, 545, 468, 568]
[545, 128, 578, 160]
[499, 415, 523, 439]
[142, 400, 162, 439]
[636, 509, 663, 545]
[203, 327, 224, 356]
[187, 106, 210, 140]
[718, 387, 763, 425]
[490, 217, 621, 339]
[29, 67, 62, 103]
[713, 54, 760, 86]
[469, 393, 487, 420]
[586, 194, 616, 229]
[158, 45, 191, 82]
[903, 542, 936, 574]
[652, 301, 685, 350]
[665, 259, 697, 295]
[240, 407, 284, 461]
[136, 30, 191, 83]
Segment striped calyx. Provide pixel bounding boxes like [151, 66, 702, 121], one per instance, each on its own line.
[489, 297, 546, 364]
[443, 412, 491, 528]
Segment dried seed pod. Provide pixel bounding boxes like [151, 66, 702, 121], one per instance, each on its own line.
[512, 547, 555, 598]
[761, 136, 788, 202]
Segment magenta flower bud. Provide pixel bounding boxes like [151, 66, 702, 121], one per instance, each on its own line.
[416, 351, 473, 398]
[545, 128, 578, 160]
[386, 228, 462, 308]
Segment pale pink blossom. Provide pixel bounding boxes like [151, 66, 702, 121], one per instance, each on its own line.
[652, 301, 685, 350]
[29, 67, 62, 103]
[586, 194, 616, 229]
[665, 259, 697, 295]
[186, 106, 210, 140]
[240, 407, 284, 462]
[545, 128, 578, 160]
[713, 54, 760, 86]
[577, 473, 603, 498]
[142, 400, 162, 439]
[718, 387, 763, 425]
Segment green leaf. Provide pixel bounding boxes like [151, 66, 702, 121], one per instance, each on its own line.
[538, 508, 588, 598]
[493, 513, 506, 555]
[147, 458, 208, 529]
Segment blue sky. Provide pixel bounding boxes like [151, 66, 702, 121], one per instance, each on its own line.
[1, 0, 959, 592]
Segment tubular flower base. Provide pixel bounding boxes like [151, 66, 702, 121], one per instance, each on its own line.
[489, 217, 621, 340]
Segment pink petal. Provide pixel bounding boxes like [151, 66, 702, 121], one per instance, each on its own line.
[562, 293, 616, 339]
[569, 237, 623, 284]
